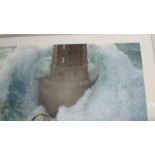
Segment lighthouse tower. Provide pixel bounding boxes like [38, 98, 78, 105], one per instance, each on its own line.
[51, 44, 89, 81]
[39, 44, 96, 116]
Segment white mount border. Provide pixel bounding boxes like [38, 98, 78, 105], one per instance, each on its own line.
[0, 34, 155, 120]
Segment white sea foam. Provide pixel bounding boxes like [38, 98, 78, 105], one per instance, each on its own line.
[0, 44, 147, 120]
[56, 44, 147, 120]
[0, 46, 52, 120]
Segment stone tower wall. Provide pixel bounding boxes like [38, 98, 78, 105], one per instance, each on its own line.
[51, 44, 89, 81]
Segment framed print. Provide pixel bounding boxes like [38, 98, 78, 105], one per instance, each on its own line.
[0, 34, 155, 121]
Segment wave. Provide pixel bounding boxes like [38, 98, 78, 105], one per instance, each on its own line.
[0, 44, 147, 120]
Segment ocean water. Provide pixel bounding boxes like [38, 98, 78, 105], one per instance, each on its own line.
[0, 44, 148, 121]
[0, 46, 52, 120]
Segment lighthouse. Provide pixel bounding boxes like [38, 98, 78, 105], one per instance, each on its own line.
[39, 44, 97, 116]
[51, 44, 89, 81]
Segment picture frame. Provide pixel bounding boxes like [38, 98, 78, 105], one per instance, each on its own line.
[0, 34, 155, 121]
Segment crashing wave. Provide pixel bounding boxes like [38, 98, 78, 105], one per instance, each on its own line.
[0, 44, 147, 120]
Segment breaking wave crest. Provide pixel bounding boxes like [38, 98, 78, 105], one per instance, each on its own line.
[0, 44, 147, 120]
[57, 44, 147, 120]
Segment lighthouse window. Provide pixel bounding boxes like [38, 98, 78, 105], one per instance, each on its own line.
[62, 45, 66, 50]
[61, 57, 65, 63]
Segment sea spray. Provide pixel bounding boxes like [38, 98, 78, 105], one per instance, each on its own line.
[57, 44, 147, 120]
[0, 46, 52, 120]
[0, 44, 147, 120]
